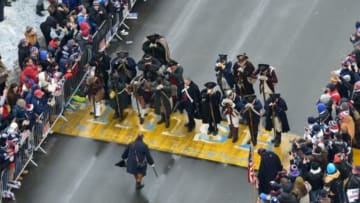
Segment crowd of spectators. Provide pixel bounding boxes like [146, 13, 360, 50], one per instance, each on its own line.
[0, 0, 127, 199]
[258, 22, 360, 203]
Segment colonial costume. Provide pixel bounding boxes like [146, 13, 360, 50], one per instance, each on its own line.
[179, 78, 201, 132]
[142, 33, 170, 65]
[215, 54, 234, 95]
[200, 82, 221, 136]
[232, 53, 256, 98]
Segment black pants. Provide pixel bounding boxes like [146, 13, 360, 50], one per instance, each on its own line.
[184, 104, 195, 127]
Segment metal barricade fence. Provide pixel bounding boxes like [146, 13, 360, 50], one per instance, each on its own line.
[2, 1, 139, 200]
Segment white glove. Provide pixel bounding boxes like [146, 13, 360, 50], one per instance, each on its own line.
[258, 75, 268, 81]
[150, 164, 155, 168]
[245, 103, 253, 108]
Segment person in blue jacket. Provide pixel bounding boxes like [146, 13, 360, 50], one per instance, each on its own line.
[121, 134, 155, 190]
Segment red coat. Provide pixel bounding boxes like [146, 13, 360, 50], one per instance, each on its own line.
[20, 64, 39, 85]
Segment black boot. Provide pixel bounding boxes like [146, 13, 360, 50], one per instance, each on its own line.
[157, 115, 165, 124]
[165, 117, 170, 128]
[36, 5, 44, 16]
[274, 132, 282, 147]
[140, 117, 144, 124]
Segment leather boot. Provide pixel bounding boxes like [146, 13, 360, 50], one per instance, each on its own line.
[274, 132, 282, 147]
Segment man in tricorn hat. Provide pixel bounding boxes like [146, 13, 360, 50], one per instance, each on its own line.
[200, 82, 222, 136]
[142, 33, 170, 65]
[232, 53, 256, 98]
[264, 93, 290, 147]
[152, 76, 172, 128]
[165, 59, 183, 107]
[240, 94, 262, 146]
[221, 90, 241, 143]
[255, 64, 278, 102]
[215, 54, 234, 95]
[109, 50, 137, 120]
[137, 54, 162, 82]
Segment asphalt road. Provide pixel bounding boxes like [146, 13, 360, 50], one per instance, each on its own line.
[8, 0, 360, 203]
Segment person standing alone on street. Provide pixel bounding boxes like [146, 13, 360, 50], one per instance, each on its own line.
[121, 134, 155, 190]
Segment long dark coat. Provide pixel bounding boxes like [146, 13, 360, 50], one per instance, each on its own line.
[264, 96, 290, 132]
[258, 151, 283, 194]
[142, 35, 170, 65]
[108, 74, 131, 113]
[232, 61, 256, 97]
[178, 81, 201, 118]
[215, 61, 234, 92]
[200, 89, 222, 124]
[137, 57, 161, 82]
[121, 138, 154, 176]
[151, 80, 172, 116]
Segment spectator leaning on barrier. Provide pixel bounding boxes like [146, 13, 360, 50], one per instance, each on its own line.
[30, 89, 48, 117]
[89, 0, 107, 32]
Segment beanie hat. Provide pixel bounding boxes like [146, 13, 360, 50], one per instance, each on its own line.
[316, 103, 326, 113]
[311, 162, 320, 170]
[295, 176, 304, 185]
[326, 163, 337, 174]
[340, 102, 349, 111]
[326, 83, 336, 91]
[81, 29, 90, 38]
[289, 164, 300, 177]
[282, 182, 293, 193]
[319, 94, 331, 104]
[307, 116, 317, 124]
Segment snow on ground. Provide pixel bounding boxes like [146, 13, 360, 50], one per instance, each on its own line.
[0, 0, 48, 70]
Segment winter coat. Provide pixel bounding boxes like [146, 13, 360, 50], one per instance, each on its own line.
[256, 66, 278, 93]
[340, 114, 355, 144]
[232, 61, 256, 96]
[200, 89, 222, 124]
[215, 61, 234, 92]
[178, 81, 201, 118]
[277, 192, 299, 203]
[264, 96, 290, 133]
[30, 96, 49, 116]
[89, 6, 107, 27]
[137, 57, 161, 82]
[121, 137, 154, 176]
[110, 56, 137, 84]
[258, 151, 283, 194]
[18, 44, 30, 69]
[151, 80, 172, 116]
[0, 60, 8, 84]
[345, 173, 360, 203]
[20, 64, 39, 85]
[324, 170, 343, 202]
[142, 36, 170, 65]
[40, 16, 57, 45]
[303, 167, 324, 191]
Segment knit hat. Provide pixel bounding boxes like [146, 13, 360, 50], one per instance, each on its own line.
[326, 83, 336, 91]
[79, 22, 90, 31]
[289, 164, 300, 177]
[310, 161, 321, 174]
[295, 176, 304, 185]
[282, 182, 293, 193]
[326, 163, 337, 174]
[81, 29, 90, 38]
[338, 111, 349, 120]
[328, 120, 339, 133]
[316, 103, 326, 113]
[339, 102, 349, 111]
[25, 26, 33, 33]
[319, 94, 331, 104]
[307, 116, 317, 124]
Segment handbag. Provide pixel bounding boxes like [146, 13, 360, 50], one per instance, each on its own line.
[134, 148, 146, 168]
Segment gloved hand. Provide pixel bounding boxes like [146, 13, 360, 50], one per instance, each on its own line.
[258, 75, 268, 81]
[245, 103, 253, 108]
[150, 164, 155, 168]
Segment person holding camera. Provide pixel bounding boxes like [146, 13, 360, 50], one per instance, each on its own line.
[121, 134, 154, 190]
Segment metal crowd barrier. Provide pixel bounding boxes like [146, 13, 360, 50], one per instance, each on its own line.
[1, 0, 139, 200]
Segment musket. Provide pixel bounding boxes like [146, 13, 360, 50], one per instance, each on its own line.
[208, 93, 218, 133]
[159, 89, 171, 126]
[114, 83, 123, 120]
[271, 98, 277, 139]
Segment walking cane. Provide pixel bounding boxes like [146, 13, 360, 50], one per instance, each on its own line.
[152, 166, 159, 178]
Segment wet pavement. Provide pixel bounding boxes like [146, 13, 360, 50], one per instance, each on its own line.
[7, 0, 360, 202]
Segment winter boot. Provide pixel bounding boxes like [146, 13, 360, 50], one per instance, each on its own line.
[274, 132, 282, 147]
[36, 5, 44, 16]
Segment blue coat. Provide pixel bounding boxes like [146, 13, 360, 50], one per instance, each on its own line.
[121, 138, 154, 176]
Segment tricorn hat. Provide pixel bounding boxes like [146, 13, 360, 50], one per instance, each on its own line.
[204, 81, 217, 89]
[236, 53, 248, 61]
[258, 64, 270, 71]
[218, 54, 227, 61]
[117, 50, 129, 59]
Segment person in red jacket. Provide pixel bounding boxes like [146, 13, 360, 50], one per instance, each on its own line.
[19, 58, 41, 93]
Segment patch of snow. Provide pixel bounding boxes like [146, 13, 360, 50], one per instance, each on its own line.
[0, 0, 48, 70]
